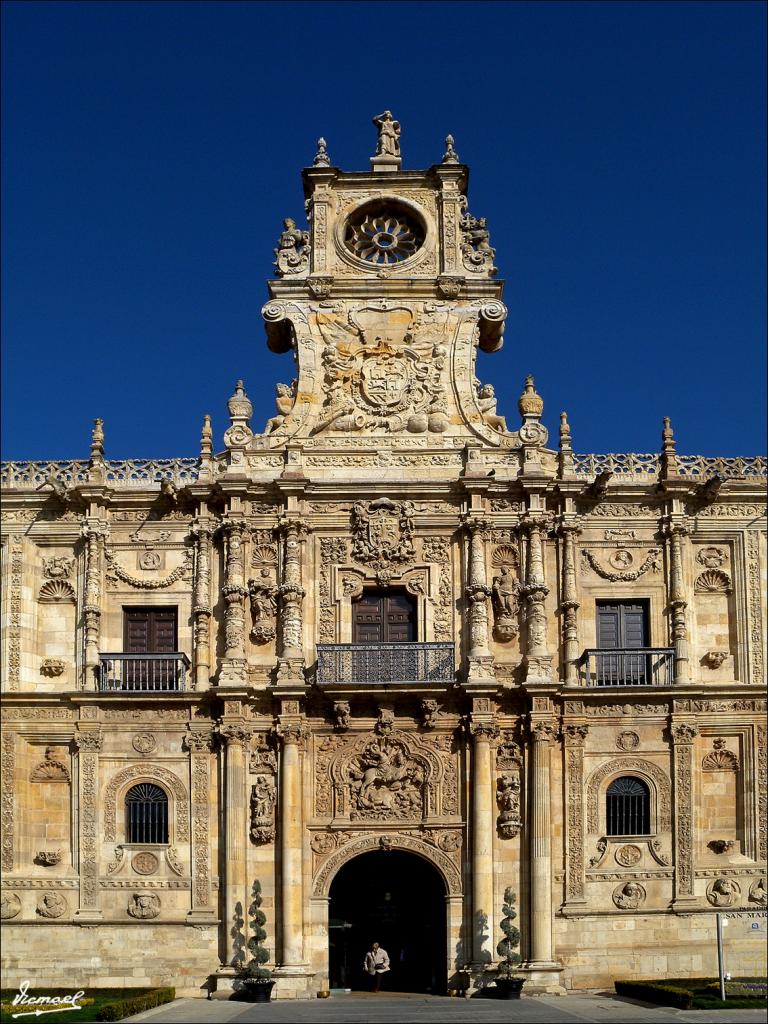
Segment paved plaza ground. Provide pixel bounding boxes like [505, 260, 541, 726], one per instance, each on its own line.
[127, 992, 768, 1024]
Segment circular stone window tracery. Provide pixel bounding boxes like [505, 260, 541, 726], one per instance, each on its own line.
[344, 202, 425, 265]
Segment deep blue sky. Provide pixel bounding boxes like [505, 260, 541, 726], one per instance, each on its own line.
[2, 1, 765, 461]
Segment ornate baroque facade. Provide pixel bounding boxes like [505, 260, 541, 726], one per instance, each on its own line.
[1, 115, 766, 997]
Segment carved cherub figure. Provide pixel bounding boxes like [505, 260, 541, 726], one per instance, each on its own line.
[265, 381, 296, 433]
[477, 383, 508, 433]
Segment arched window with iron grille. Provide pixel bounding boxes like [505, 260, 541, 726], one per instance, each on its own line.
[606, 776, 650, 836]
[125, 783, 169, 844]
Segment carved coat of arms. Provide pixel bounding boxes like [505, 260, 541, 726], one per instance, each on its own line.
[351, 498, 415, 574]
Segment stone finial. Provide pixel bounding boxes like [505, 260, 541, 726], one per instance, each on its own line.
[371, 111, 402, 171]
[227, 380, 253, 423]
[442, 134, 459, 164]
[518, 376, 544, 419]
[660, 415, 679, 480]
[200, 415, 213, 458]
[558, 411, 575, 478]
[313, 137, 330, 167]
[90, 418, 105, 461]
[224, 380, 254, 451]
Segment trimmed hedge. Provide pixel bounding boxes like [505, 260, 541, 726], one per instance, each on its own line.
[614, 980, 693, 1009]
[616, 978, 768, 1011]
[95, 987, 175, 1021]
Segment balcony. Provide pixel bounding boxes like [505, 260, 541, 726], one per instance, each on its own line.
[316, 643, 455, 687]
[580, 648, 675, 687]
[98, 653, 191, 692]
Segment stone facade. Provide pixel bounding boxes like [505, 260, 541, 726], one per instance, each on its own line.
[1, 116, 766, 998]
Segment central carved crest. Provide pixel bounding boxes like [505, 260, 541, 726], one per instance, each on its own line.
[351, 498, 415, 571]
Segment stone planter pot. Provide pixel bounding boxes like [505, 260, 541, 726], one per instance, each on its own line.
[239, 980, 275, 1003]
[494, 977, 524, 999]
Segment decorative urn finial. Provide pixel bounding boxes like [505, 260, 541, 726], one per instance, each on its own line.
[227, 380, 253, 422]
[518, 375, 544, 419]
[90, 418, 104, 461]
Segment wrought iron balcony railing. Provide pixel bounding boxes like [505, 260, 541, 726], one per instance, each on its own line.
[98, 653, 191, 692]
[316, 643, 455, 686]
[581, 648, 675, 687]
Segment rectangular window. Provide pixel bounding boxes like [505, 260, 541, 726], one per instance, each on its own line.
[122, 608, 178, 688]
[596, 601, 649, 684]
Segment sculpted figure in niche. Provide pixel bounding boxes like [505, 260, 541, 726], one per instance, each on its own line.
[476, 383, 507, 433]
[497, 774, 522, 838]
[613, 881, 646, 910]
[492, 565, 521, 641]
[372, 110, 401, 158]
[265, 381, 296, 433]
[250, 775, 277, 842]
[248, 578, 277, 644]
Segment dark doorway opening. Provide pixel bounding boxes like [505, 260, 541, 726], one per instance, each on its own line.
[352, 588, 417, 644]
[328, 850, 446, 994]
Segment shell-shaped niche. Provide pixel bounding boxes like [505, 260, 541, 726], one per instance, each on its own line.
[38, 579, 76, 603]
[694, 569, 732, 594]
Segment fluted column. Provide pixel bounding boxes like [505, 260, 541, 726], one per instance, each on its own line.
[191, 519, 213, 690]
[559, 522, 581, 685]
[276, 518, 307, 685]
[82, 520, 107, 691]
[462, 516, 494, 682]
[528, 720, 556, 965]
[221, 722, 251, 964]
[667, 523, 689, 683]
[470, 720, 497, 964]
[219, 518, 249, 686]
[279, 723, 306, 965]
[523, 521, 553, 683]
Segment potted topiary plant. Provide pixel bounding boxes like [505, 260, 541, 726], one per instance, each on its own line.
[494, 886, 524, 999]
[237, 880, 275, 1002]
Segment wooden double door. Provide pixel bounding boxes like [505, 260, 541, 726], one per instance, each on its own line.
[352, 589, 416, 644]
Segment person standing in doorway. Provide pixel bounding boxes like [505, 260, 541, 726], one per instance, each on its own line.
[364, 941, 390, 992]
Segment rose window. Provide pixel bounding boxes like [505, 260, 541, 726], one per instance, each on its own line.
[344, 205, 424, 265]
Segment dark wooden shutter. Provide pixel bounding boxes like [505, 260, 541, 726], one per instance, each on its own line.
[353, 590, 416, 644]
[622, 605, 646, 649]
[596, 602, 648, 649]
[597, 604, 621, 650]
[124, 608, 177, 652]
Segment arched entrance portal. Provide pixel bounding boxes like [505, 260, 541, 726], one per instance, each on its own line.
[329, 850, 447, 993]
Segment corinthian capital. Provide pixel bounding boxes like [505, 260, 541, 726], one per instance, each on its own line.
[75, 730, 102, 752]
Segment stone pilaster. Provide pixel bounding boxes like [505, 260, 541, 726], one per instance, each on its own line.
[276, 518, 307, 686]
[462, 516, 494, 683]
[526, 719, 558, 969]
[219, 518, 249, 686]
[74, 729, 102, 921]
[186, 727, 216, 923]
[220, 720, 251, 962]
[191, 519, 213, 691]
[522, 521, 553, 683]
[671, 722, 697, 909]
[469, 717, 497, 965]
[82, 520, 108, 691]
[278, 721, 306, 966]
[562, 723, 588, 912]
[667, 523, 690, 684]
[559, 522, 581, 685]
